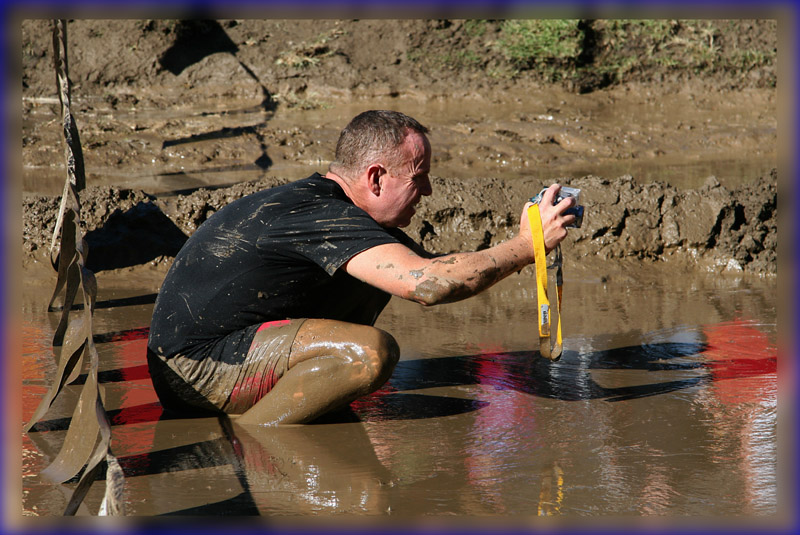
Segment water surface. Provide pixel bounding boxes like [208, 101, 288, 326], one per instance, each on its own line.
[21, 263, 778, 521]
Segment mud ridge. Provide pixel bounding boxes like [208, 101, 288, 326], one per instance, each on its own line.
[22, 170, 776, 276]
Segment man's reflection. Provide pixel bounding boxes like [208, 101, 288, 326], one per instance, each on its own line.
[230, 415, 393, 514]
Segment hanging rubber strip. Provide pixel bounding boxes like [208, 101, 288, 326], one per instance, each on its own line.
[527, 204, 563, 361]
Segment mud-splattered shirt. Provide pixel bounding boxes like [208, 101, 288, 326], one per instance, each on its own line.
[148, 173, 416, 362]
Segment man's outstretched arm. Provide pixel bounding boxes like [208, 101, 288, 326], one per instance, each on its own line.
[344, 185, 575, 306]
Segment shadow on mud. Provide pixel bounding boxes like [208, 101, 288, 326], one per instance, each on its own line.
[161, 123, 274, 171]
[157, 19, 276, 175]
[383, 344, 710, 404]
[48, 294, 159, 312]
[84, 203, 188, 272]
[30, 323, 779, 431]
[32, 332, 775, 434]
[158, 20, 238, 76]
[358, 343, 709, 414]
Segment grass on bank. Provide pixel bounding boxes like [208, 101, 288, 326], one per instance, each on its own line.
[493, 19, 776, 87]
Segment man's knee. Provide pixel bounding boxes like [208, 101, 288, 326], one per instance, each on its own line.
[373, 327, 400, 371]
[291, 319, 399, 389]
[359, 327, 399, 388]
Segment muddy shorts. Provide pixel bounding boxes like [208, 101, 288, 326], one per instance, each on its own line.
[148, 319, 307, 416]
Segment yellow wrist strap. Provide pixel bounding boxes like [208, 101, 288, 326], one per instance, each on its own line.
[527, 204, 563, 361]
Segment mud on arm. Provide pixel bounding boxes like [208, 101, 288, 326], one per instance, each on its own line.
[345, 190, 575, 305]
[343, 236, 534, 306]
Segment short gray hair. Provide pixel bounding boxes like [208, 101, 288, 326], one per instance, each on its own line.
[329, 110, 428, 179]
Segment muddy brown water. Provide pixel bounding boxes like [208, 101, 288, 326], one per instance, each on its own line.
[22, 89, 776, 197]
[21, 261, 778, 520]
[19, 91, 779, 521]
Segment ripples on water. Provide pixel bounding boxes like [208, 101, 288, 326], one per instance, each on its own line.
[21, 273, 778, 517]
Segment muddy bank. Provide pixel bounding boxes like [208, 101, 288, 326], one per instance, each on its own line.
[22, 168, 777, 277]
[21, 19, 776, 105]
[19, 19, 778, 277]
[22, 19, 777, 199]
[411, 170, 778, 276]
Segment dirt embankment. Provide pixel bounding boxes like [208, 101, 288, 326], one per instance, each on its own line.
[22, 168, 777, 276]
[20, 19, 778, 278]
[22, 19, 776, 103]
[21, 19, 778, 200]
[407, 171, 777, 276]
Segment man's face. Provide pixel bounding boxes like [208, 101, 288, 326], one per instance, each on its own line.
[379, 131, 432, 228]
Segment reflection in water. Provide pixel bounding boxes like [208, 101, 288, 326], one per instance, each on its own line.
[361, 320, 776, 407]
[351, 319, 777, 516]
[538, 461, 564, 516]
[640, 463, 674, 515]
[230, 420, 393, 515]
[22, 313, 777, 516]
[375, 342, 706, 404]
[29, 412, 396, 515]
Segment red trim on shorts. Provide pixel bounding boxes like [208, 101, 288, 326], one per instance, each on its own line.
[228, 319, 293, 409]
[256, 319, 291, 332]
[229, 371, 271, 407]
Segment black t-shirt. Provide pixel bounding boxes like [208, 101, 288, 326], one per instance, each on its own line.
[148, 173, 416, 362]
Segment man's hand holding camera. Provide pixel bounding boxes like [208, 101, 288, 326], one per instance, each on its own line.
[520, 184, 580, 255]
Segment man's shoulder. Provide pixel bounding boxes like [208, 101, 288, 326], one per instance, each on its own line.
[261, 173, 343, 200]
[221, 174, 337, 211]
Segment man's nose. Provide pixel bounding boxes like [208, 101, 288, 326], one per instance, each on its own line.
[420, 176, 433, 196]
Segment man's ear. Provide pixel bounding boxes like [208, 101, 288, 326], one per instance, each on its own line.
[365, 163, 384, 196]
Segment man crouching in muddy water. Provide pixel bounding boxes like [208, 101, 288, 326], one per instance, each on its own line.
[147, 110, 576, 425]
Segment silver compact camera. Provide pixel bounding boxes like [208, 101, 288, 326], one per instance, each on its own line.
[530, 186, 584, 228]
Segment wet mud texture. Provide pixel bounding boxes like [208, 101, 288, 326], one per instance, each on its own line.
[20, 19, 777, 277]
[22, 169, 776, 276]
[21, 19, 775, 104]
[22, 19, 776, 198]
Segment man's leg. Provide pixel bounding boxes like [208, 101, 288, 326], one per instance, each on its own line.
[235, 319, 399, 425]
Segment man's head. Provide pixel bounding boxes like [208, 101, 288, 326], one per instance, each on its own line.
[329, 110, 429, 180]
[328, 110, 432, 228]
